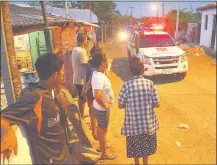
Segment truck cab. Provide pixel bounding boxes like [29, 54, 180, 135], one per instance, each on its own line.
[127, 30, 188, 79]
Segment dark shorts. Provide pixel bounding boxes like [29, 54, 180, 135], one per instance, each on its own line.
[92, 107, 110, 129]
[75, 84, 85, 100]
[126, 133, 157, 158]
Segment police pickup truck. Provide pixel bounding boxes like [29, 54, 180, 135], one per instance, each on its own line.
[127, 30, 188, 79]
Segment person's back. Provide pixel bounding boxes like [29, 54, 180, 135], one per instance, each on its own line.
[2, 86, 69, 164]
[1, 54, 71, 164]
[118, 56, 160, 165]
[71, 46, 88, 85]
[121, 77, 159, 135]
[71, 33, 88, 119]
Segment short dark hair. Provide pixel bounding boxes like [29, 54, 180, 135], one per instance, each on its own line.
[92, 51, 107, 68]
[90, 46, 103, 57]
[77, 33, 87, 43]
[35, 53, 64, 80]
[129, 56, 144, 76]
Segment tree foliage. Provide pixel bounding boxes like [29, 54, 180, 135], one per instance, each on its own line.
[163, 8, 201, 36]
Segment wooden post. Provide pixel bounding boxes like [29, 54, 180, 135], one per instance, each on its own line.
[101, 23, 104, 44]
[104, 24, 106, 41]
[40, 1, 54, 53]
[1, 1, 22, 101]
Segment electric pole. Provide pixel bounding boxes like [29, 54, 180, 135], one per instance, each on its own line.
[175, 2, 179, 41]
[65, 0, 69, 17]
[129, 7, 134, 24]
[161, 0, 166, 23]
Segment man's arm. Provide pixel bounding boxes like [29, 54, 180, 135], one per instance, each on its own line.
[79, 49, 88, 69]
[85, 79, 92, 92]
[1, 117, 18, 160]
[81, 63, 88, 68]
[94, 89, 110, 109]
[118, 104, 126, 109]
[151, 83, 160, 108]
[118, 83, 128, 109]
[0, 90, 39, 160]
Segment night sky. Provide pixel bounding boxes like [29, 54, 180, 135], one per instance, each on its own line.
[115, 1, 215, 18]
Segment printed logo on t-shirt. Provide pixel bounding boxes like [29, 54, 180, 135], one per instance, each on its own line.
[48, 113, 60, 127]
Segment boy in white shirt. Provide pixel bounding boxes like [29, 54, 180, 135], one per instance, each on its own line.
[91, 52, 116, 160]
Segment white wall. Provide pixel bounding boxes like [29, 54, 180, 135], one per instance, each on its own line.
[200, 8, 216, 50]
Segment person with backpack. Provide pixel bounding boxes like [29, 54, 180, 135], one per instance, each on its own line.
[1, 54, 78, 164]
[118, 56, 160, 165]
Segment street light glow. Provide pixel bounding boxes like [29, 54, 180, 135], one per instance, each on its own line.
[152, 5, 158, 11]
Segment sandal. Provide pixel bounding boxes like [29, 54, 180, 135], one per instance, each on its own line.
[97, 144, 111, 152]
[100, 154, 116, 160]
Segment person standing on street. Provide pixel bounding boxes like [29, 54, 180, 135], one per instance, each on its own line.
[118, 56, 160, 165]
[71, 33, 89, 119]
[91, 52, 116, 160]
[84, 46, 103, 140]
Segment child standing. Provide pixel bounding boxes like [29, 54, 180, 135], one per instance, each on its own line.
[91, 51, 116, 160]
[118, 57, 160, 165]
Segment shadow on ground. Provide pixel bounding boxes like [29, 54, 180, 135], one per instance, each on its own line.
[112, 57, 184, 84]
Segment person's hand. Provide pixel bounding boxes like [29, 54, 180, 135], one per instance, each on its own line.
[1, 127, 18, 163]
[81, 89, 87, 100]
[104, 103, 111, 109]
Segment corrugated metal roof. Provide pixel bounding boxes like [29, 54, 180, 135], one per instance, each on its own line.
[10, 4, 75, 28]
[10, 4, 99, 29]
[196, 2, 217, 11]
[15, 4, 98, 24]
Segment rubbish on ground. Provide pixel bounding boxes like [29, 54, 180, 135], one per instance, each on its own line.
[177, 123, 189, 129]
[185, 46, 206, 57]
[175, 141, 182, 147]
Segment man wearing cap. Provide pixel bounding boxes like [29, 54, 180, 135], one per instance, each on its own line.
[71, 33, 89, 119]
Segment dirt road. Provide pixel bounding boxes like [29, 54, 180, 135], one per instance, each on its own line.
[97, 42, 216, 164]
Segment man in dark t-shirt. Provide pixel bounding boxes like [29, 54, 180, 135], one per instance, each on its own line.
[1, 54, 75, 164]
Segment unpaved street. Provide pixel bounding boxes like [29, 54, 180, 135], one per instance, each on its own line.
[97, 42, 216, 164]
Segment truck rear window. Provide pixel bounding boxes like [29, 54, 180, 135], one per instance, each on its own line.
[139, 34, 175, 48]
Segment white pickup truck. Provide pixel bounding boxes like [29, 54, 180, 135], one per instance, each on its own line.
[127, 30, 188, 79]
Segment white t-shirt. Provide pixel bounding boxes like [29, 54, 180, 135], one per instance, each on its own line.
[91, 71, 114, 111]
[71, 47, 88, 85]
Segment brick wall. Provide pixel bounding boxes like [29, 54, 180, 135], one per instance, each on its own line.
[61, 26, 77, 55]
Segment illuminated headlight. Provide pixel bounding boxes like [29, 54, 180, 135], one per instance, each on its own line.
[180, 54, 188, 63]
[118, 32, 128, 41]
[142, 55, 151, 65]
